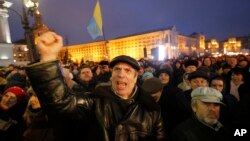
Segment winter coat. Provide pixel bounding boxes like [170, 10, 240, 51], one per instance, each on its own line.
[0, 103, 27, 141]
[25, 60, 167, 141]
[171, 114, 230, 141]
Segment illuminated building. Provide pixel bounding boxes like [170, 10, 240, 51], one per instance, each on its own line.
[12, 44, 29, 65]
[189, 32, 206, 54]
[177, 34, 203, 56]
[60, 26, 204, 62]
[223, 37, 241, 55]
[237, 35, 250, 54]
[59, 41, 107, 63]
[207, 38, 219, 53]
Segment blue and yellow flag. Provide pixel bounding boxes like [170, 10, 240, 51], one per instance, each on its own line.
[87, 0, 103, 40]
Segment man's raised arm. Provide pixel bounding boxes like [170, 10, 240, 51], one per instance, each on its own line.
[36, 31, 63, 62]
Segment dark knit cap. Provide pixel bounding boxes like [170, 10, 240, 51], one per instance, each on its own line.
[142, 77, 163, 94]
[109, 55, 140, 71]
[7, 73, 26, 84]
[188, 70, 209, 81]
[99, 60, 109, 66]
[197, 66, 210, 74]
[184, 60, 198, 68]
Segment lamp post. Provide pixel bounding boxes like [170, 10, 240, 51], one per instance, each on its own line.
[1, 0, 43, 62]
[22, 0, 41, 62]
[21, 0, 35, 62]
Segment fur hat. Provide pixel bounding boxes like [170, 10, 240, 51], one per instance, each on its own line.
[184, 60, 198, 68]
[109, 55, 140, 71]
[99, 60, 109, 66]
[188, 70, 209, 81]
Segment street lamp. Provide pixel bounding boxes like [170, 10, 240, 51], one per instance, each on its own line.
[0, 0, 42, 62]
[22, 0, 40, 62]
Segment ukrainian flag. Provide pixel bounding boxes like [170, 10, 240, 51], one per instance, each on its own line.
[87, 0, 103, 40]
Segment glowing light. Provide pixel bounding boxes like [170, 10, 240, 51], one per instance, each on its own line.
[24, 47, 29, 51]
[24, 0, 39, 8]
[2, 1, 13, 8]
[0, 56, 9, 60]
[158, 45, 165, 61]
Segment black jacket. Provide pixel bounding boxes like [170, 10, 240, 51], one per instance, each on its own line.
[25, 60, 167, 141]
[171, 114, 230, 141]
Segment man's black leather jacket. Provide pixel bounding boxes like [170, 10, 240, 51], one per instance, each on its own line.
[25, 60, 167, 141]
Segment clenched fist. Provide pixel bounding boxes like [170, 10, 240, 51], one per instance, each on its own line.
[36, 31, 63, 62]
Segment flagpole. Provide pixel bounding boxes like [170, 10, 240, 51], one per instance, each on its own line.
[98, 0, 105, 41]
[102, 24, 106, 41]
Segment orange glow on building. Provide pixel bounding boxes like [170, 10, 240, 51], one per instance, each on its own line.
[207, 38, 219, 53]
[59, 26, 204, 63]
[223, 37, 241, 53]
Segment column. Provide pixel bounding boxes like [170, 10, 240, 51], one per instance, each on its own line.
[0, 8, 11, 43]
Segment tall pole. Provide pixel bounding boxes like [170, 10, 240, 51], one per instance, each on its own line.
[22, 0, 38, 62]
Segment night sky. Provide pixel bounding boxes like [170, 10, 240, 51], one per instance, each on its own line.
[8, 0, 250, 45]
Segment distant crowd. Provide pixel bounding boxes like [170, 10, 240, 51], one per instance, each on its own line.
[1, 53, 250, 141]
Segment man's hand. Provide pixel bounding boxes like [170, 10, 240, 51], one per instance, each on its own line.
[28, 95, 41, 109]
[37, 31, 63, 62]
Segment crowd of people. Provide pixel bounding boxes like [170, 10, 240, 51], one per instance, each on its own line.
[0, 31, 250, 141]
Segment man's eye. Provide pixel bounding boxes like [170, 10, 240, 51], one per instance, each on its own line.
[125, 69, 131, 73]
[114, 67, 121, 71]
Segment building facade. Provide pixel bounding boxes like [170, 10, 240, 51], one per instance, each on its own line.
[223, 37, 242, 55]
[60, 26, 204, 63]
[207, 38, 220, 54]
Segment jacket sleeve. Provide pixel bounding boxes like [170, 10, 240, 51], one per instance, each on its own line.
[153, 110, 168, 141]
[25, 60, 94, 119]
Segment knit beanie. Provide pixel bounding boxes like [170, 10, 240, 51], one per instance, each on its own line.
[4, 86, 26, 102]
[141, 72, 154, 80]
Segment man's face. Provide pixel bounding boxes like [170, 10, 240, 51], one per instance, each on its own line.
[185, 65, 197, 73]
[231, 73, 243, 84]
[100, 65, 109, 73]
[229, 57, 238, 68]
[80, 68, 93, 82]
[138, 67, 144, 76]
[192, 100, 220, 126]
[111, 62, 138, 99]
[204, 58, 211, 66]
[0, 92, 17, 109]
[189, 78, 208, 89]
[211, 80, 224, 92]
